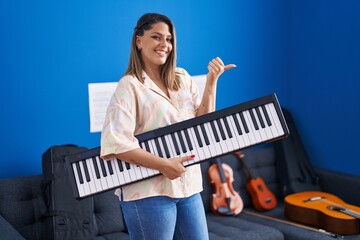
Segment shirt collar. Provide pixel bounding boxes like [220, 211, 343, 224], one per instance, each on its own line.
[142, 71, 172, 101]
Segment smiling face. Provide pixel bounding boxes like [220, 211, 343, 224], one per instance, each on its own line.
[136, 22, 173, 70]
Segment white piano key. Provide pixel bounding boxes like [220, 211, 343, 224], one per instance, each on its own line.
[235, 112, 253, 146]
[219, 118, 236, 151]
[79, 161, 92, 196]
[259, 106, 274, 139]
[111, 159, 126, 185]
[188, 127, 207, 160]
[195, 126, 212, 158]
[229, 114, 247, 148]
[204, 122, 223, 156]
[108, 160, 121, 187]
[72, 163, 85, 197]
[252, 108, 268, 141]
[174, 132, 193, 165]
[267, 103, 284, 136]
[180, 130, 200, 163]
[164, 134, 176, 158]
[103, 160, 115, 188]
[145, 140, 157, 176]
[147, 140, 160, 175]
[119, 160, 133, 184]
[87, 158, 102, 193]
[85, 158, 100, 193]
[243, 110, 261, 143]
[133, 164, 144, 181]
[158, 137, 168, 158]
[95, 156, 109, 190]
[214, 119, 230, 152]
[197, 124, 215, 157]
[225, 115, 242, 149]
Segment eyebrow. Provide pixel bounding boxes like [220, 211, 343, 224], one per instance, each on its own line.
[151, 32, 172, 38]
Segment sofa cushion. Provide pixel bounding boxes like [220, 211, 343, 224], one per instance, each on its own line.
[206, 214, 284, 240]
[93, 190, 126, 236]
[0, 214, 26, 240]
[0, 175, 45, 240]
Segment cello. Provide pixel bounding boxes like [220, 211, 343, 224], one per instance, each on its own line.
[208, 157, 243, 216]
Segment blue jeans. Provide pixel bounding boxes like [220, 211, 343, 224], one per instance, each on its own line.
[120, 193, 209, 240]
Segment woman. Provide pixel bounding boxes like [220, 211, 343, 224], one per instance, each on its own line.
[100, 13, 235, 240]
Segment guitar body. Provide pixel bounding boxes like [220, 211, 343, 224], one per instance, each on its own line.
[246, 177, 277, 211]
[235, 151, 277, 211]
[285, 191, 360, 235]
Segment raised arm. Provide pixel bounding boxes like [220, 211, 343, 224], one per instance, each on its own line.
[196, 57, 236, 117]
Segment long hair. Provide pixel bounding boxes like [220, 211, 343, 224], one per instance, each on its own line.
[124, 13, 181, 91]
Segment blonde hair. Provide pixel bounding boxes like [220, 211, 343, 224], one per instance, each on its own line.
[124, 13, 181, 91]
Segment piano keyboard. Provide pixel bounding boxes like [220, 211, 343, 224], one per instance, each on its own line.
[65, 93, 289, 199]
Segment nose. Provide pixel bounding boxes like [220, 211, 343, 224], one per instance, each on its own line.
[160, 38, 167, 46]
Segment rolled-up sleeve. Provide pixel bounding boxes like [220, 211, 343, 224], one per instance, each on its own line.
[100, 78, 140, 159]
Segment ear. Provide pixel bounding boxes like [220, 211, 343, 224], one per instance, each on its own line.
[136, 35, 142, 50]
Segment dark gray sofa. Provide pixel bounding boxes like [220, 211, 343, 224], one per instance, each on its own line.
[1, 144, 360, 240]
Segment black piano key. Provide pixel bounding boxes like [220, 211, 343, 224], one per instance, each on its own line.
[233, 114, 243, 135]
[99, 158, 107, 177]
[171, 133, 181, 155]
[223, 117, 233, 138]
[210, 121, 220, 142]
[184, 129, 194, 150]
[216, 119, 227, 140]
[92, 157, 101, 179]
[154, 138, 164, 158]
[161, 136, 171, 158]
[249, 109, 259, 130]
[239, 112, 249, 133]
[144, 141, 151, 152]
[261, 105, 272, 126]
[75, 162, 84, 184]
[107, 161, 114, 175]
[177, 131, 187, 153]
[200, 124, 210, 145]
[117, 159, 124, 172]
[193, 126, 203, 147]
[82, 161, 91, 182]
[255, 107, 266, 128]
[125, 162, 131, 170]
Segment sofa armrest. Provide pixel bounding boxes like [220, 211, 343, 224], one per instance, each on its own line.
[316, 168, 360, 206]
[0, 215, 26, 240]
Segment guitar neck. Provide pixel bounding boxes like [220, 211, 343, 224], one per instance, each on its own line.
[321, 199, 360, 219]
[235, 151, 255, 179]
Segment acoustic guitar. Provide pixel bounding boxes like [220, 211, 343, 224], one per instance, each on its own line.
[234, 151, 277, 211]
[285, 191, 360, 235]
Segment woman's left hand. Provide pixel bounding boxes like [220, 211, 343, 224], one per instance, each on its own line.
[207, 57, 236, 83]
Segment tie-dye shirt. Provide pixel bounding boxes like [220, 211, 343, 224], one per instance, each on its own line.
[100, 68, 203, 201]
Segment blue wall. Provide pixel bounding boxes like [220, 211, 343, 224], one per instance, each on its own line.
[286, 1, 360, 176]
[1, 0, 359, 178]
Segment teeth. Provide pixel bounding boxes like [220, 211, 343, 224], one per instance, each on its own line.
[156, 50, 166, 54]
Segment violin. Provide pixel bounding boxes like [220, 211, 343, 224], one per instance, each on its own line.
[208, 158, 243, 216]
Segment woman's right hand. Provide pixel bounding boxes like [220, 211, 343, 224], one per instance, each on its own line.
[160, 155, 195, 180]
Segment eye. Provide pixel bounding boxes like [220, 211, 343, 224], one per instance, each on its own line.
[151, 36, 160, 40]
[166, 38, 172, 43]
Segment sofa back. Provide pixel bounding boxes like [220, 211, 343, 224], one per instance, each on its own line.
[0, 174, 45, 240]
